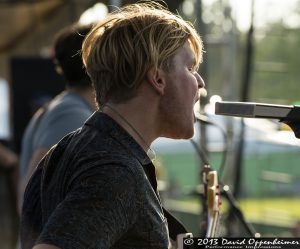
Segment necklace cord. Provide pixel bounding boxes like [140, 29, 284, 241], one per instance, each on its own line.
[103, 104, 156, 162]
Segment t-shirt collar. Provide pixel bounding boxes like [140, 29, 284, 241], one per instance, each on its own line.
[85, 111, 152, 165]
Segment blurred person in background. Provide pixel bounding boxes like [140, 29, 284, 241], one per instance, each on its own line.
[18, 23, 96, 207]
[20, 2, 205, 249]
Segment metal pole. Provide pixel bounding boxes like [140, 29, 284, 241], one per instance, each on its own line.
[226, 0, 255, 237]
[233, 0, 254, 198]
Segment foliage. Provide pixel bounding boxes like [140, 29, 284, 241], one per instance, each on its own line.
[184, 0, 300, 104]
[252, 22, 300, 104]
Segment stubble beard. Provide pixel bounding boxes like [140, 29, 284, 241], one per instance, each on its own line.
[158, 89, 194, 140]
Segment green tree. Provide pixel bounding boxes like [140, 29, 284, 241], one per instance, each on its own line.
[253, 21, 300, 104]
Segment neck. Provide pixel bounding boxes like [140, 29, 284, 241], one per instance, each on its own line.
[102, 102, 156, 153]
[101, 80, 162, 161]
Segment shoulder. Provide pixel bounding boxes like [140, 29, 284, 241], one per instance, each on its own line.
[71, 149, 146, 186]
[59, 131, 147, 194]
[32, 94, 93, 147]
[45, 92, 93, 121]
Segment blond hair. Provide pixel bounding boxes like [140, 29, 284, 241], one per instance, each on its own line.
[82, 1, 203, 107]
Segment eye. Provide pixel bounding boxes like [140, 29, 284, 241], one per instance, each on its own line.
[188, 66, 195, 72]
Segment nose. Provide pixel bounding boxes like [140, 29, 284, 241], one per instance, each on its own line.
[195, 72, 205, 88]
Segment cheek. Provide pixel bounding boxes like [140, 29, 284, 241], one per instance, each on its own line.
[190, 74, 199, 92]
[172, 73, 192, 91]
[184, 75, 199, 102]
[164, 71, 197, 108]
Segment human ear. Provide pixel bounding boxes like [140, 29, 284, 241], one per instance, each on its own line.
[146, 68, 166, 95]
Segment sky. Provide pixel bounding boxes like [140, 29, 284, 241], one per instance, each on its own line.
[79, 3, 108, 25]
[225, 0, 300, 31]
[0, 79, 10, 139]
[79, 1, 300, 32]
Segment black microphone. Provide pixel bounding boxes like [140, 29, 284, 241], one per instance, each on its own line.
[214, 101, 300, 121]
[214, 101, 300, 138]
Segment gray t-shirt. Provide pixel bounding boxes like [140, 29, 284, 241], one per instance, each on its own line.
[19, 90, 93, 184]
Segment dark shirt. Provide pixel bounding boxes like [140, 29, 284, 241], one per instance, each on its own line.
[20, 112, 170, 249]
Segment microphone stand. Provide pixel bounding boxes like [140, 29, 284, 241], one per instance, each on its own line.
[191, 170, 258, 237]
[221, 185, 257, 237]
[193, 117, 259, 237]
[281, 111, 300, 139]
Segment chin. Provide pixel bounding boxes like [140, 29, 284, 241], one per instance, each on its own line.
[181, 119, 195, 139]
[181, 129, 195, 139]
[164, 125, 195, 140]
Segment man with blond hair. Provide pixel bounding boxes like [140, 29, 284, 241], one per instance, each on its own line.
[20, 2, 205, 249]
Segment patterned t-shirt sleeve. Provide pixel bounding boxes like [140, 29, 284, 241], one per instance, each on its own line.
[36, 164, 140, 249]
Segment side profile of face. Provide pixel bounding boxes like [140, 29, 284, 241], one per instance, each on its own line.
[159, 41, 205, 139]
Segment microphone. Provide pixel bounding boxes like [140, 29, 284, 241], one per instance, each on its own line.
[215, 101, 300, 138]
[214, 101, 300, 121]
